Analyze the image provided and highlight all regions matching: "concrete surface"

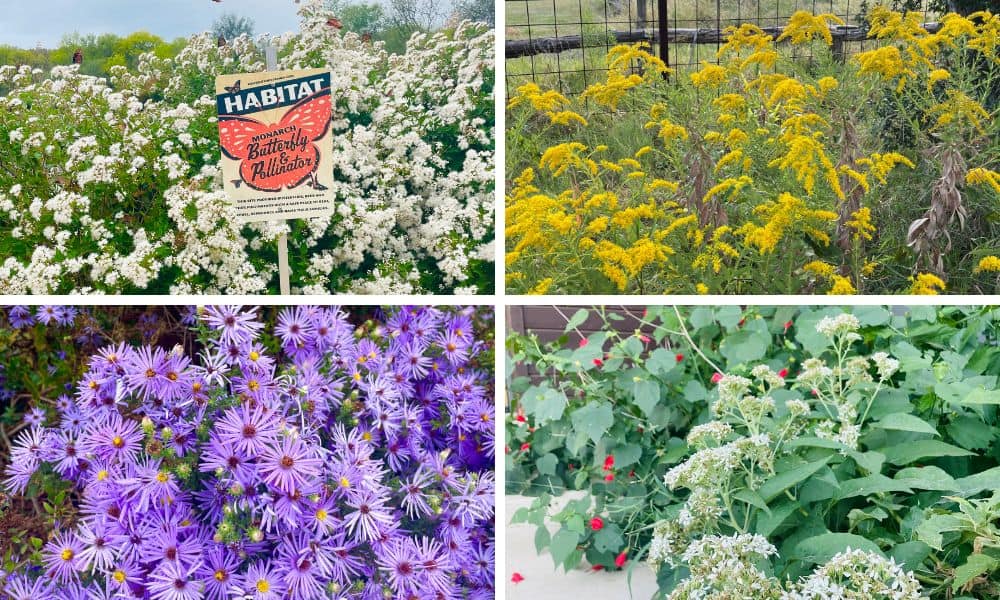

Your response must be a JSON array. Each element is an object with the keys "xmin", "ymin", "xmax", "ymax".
[{"xmin": 506, "ymin": 494, "xmax": 660, "ymax": 599}]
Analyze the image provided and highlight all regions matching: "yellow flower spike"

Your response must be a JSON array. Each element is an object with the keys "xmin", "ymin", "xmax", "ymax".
[
  {"xmin": 845, "ymin": 207, "xmax": 876, "ymax": 242},
  {"xmin": 777, "ymin": 11, "xmax": 845, "ymax": 46},
  {"xmin": 839, "ymin": 165, "xmax": 871, "ymax": 194},
  {"xmin": 690, "ymin": 61, "xmax": 728, "ymax": 88},
  {"xmin": 703, "ymin": 176, "xmax": 753, "ymax": 203},
  {"xmin": 715, "ymin": 149, "xmax": 744, "ymax": 173},
  {"xmin": 862, "ymin": 261, "xmax": 878, "ymax": 276},
  {"xmin": 646, "ymin": 179, "xmax": 680, "ymax": 194},
  {"xmin": 718, "ymin": 23, "xmax": 774, "ymax": 58},
  {"xmin": 909, "ymin": 273, "xmax": 946, "ymax": 295},
  {"xmin": 635, "ymin": 146, "xmax": 653, "ymax": 158},
  {"xmin": 827, "ymin": 275, "xmax": 857, "ymax": 294},
  {"xmin": 928, "ymin": 90, "xmax": 991, "ymax": 133},
  {"xmin": 726, "ymin": 128, "xmax": 749, "ymax": 148},
  {"xmin": 696, "ymin": 283, "xmax": 709, "ymax": 294},
  {"xmin": 507, "ymin": 82, "xmax": 570, "ymax": 112},
  {"xmin": 548, "ymin": 110, "xmax": 588, "ymax": 127},
  {"xmin": 927, "ymin": 68, "xmax": 951, "ymax": 91},
  {"xmin": 975, "ymin": 255, "xmax": 1000, "ymax": 273},
  {"xmin": 713, "ymin": 94, "xmax": 747, "ymax": 114},
  {"xmin": 600, "ymin": 160, "xmax": 623, "ymax": 172},
  {"xmin": 817, "ymin": 76, "xmax": 839, "ymax": 94},
  {"xmin": 861, "ymin": 152, "xmax": 916, "ymax": 184},
  {"xmin": 586, "ymin": 217, "xmax": 609, "ymax": 235},
  {"xmin": 539, "ymin": 142, "xmax": 587, "ymax": 176},
  {"xmin": 967, "ymin": 168, "xmax": 1000, "ymax": 194},
  {"xmin": 804, "ymin": 260, "xmax": 836, "ymax": 278},
  {"xmin": 854, "ymin": 46, "xmax": 915, "ymax": 89},
  {"xmin": 528, "ymin": 278, "xmax": 554, "ymax": 295}
]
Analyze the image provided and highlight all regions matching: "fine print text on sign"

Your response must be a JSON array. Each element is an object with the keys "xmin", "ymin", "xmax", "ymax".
[{"xmin": 216, "ymin": 69, "xmax": 335, "ymax": 223}]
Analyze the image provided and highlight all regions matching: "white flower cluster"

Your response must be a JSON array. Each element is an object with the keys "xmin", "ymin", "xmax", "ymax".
[
  {"xmin": 872, "ymin": 351, "xmax": 901, "ymax": 380},
  {"xmin": 667, "ymin": 533, "xmax": 784, "ymax": 600},
  {"xmin": 783, "ymin": 549, "xmax": 926, "ymax": 599},
  {"xmin": 663, "ymin": 434, "xmax": 771, "ymax": 492},
  {"xmin": 816, "ymin": 313, "xmax": 862, "ymax": 339},
  {"xmin": 0, "ymin": 0, "xmax": 494, "ymax": 294}
]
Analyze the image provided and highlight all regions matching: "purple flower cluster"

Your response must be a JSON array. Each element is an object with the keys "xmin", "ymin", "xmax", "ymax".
[{"xmin": 1, "ymin": 306, "xmax": 495, "ymax": 600}]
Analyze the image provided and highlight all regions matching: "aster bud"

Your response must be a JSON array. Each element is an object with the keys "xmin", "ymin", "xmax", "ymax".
[
  {"xmin": 218, "ymin": 522, "xmax": 233, "ymax": 535},
  {"xmin": 223, "ymin": 504, "xmax": 235, "ymax": 515},
  {"xmin": 329, "ymin": 582, "xmax": 342, "ymax": 593},
  {"xmin": 229, "ymin": 482, "xmax": 244, "ymax": 496},
  {"xmin": 175, "ymin": 463, "xmax": 191, "ymax": 479},
  {"xmin": 141, "ymin": 417, "xmax": 154, "ymax": 432},
  {"xmin": 212, "ymin": 533, "xmax": 223, "ymax": 543},
  {"xmin": 249, "ymin": 528, "xmax": 264, "ymax": 542},
  {"xmin": 215, "ymin": 467, "xmax": 225, "ymax": 477},
  {"xmin": 382, "ymin": 588, "xmax": 393, "ymax": 599},
  {"xmin": 160, "ymin": 427, "xmax": 173, "ymax": 441}
]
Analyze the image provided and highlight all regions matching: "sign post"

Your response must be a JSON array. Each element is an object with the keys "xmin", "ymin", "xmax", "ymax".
[{"xmin": 215, "ymin": 47, "xmax": 334, "ymax": 295}]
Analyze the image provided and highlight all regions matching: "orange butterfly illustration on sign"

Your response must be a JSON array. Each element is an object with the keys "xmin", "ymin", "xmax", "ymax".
[{"xmin": 218, "ymin": 90, "xmax": 331, "ymax": 192}]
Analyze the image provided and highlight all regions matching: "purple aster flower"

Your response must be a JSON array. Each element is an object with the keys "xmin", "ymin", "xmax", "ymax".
[
  {"xmin": 22, "ymin": 406, "xmax": 45, "ymax": 426},
  {"xmin": 197, "ymin": 544, "xmax": 244, "ymax": 600},
  {"xmin": 7, "ymin": 305, "xmax": 34, "ymax": 328},
  {"xmin": 239, "ymin": 561, "xmax": 287, "ymax": 600},
  {"xmin": 148, "ymin": 560, "xmax": 204, "ymax": 600},
  {"xmin": 35, "ymin": 305, "xmax": 65, "ymax": 326},
  {"xmin": 79, "ymin": 412, "xmax": 143, "ymax": 465},
  {"xmin": 215, "ymin": 403, "xmax": 280, "ymax": 455},
  {"xmin": 344, "ymin": 489, "xmax": 395, "ymax": 543},
  {"xmin": 376, "ymin": 537, "xmax": 423, "ymax": 597},
  {"xmin": 201, "ymin": 305, "xmax": 263, "ymax": 347},
  {"xmin": 75, "ymin": 519, "xmax": 116, "ymax": 572},
  {"xmin": 275, "ymin": 306, "xmax": 317, "ymax": 348},
  {"xmin": 43, "ymin": 531, "xmax": 83, "ymax": 584},
  {"xmin": 259, "ymin": 436, "xmax": 322, "ymax": 494}
]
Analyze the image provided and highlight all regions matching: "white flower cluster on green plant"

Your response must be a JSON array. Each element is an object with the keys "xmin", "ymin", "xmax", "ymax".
[{"xmin": 0, "ymin": 0, "xmax": 494, "ymax": 294}]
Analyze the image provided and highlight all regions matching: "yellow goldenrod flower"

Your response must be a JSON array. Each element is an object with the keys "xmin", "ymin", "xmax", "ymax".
[
  {"xmin": 777, "ymin": 11, "xmax": 845, "ymax": 46},
  {"xmin": 738, "ymin": 193, "xmax": 837, "ymax": 254},
  {"xmin": 817, "ymin": 76, "xmax": 839, "ymax": 94},
  {"xmin": 856, "ymin": 152, "xmax": 916, "ymax": 184},
  {"xmin": 539, "ymin": 142, "xmax": 587, "ymax": 177},
  {"xmin": 645, "ymin": 115, "xmax": 689, "ymax": 144},
  {"xmin": 862, "ymin": 261, "xmax": 878, "ymax": 276},
  {"xmin": 718, "ymin": 23, "xmax": 773, "ymax": 58},
  {"xmin": 646, "ymin": 179, "xmax": 680, "ymax": 194},
  {"xmin": 507, "ymin": 82, "xmax": 570, "ymax": 112},
  {"xmin": 715, "ymin": 149, "xmax": 744, "ymax": 173},
  {"xmin": 928, "ymin": 89, "xmax": 991, "ymax": 133},
  {"xmin": 828, "ymin": 274, "xmax": 857, "ymax": 294},
  {"xmin": 804, "ymin": 260, "xmax": 837, "ymax": 278},
  {"xmin": 582, "ymin": 71, "xmax": 644, "ymax": 110},
  {"xmin": 635, "ymin": 146, "xmax": 653, "ymax": 158},
  {"xmin": 586, "ymin": 217, "xmax": 609, "ymax": 235},
  {"xmin": 690, "ymin": 61, "xmax": 728, "ymax": 88},
  {"xmin": 967, "ymin": 167, "xmax": 1000, "ymax": 193},
  {"xmin": 548, "ymin": 110, "xmax": 588, "ymax": 127},
  {"xmin": 703, "ymin": 175, "xmax": 753, "ymax": 203},
  {"xmin": 696, "ymin": 283, "xmax": 709, "ymax": 294},
  {"xmin": 713, "ymin": 93, "xmax": 747, "ymax": 114},
  {"xmin": 855, "ymin": 46, "xmax": 915, "ymax": 91},
  {"xmin": 927, "ymin": 68, "xmax": 951, "ymax": 91},
  {"xmin": 975, "ymin": 255, "xmax": 1000, "ymax": 273},
  {"xmin": 909, "ymin": 272, "xmax": 946, "ymax": 295},
  {"xmin": 845, "ymin": 207, "xmax": 876, "ymax": 242},
  {"xmin": 528, "ymin": 278, "xmax": 554, "ymax": 295}
]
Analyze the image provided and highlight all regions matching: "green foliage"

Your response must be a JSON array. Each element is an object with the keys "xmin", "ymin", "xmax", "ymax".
[
  {"xmin": 507, "ymin": 306, "xmax": 1000, "ymax": 597},
  {"xmin": 212, "ymin": 13, "xmax": 256, "ymax": 42}
]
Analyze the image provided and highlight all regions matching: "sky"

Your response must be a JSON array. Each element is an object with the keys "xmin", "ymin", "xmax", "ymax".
[{"xmin": 0, "ymin": 0, "xmax": 304, "ymax": 48}]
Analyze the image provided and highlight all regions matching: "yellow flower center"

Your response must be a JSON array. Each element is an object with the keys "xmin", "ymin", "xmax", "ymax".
[
  {"xmin": 97, "ymin": 469, "xmax": 109, "ymax": 481},
  {"xmin": 249, "ymin": 351, "xmax": 260, "ymax": 361},
  {"xmin": 88, "ymin": 380, "xmax": 98, "ymax": 389},
  {"xmin": 256, "ymin": 580, "xmax": 270, "ymax": 593},
  {"xmin": 113, "ymin": 569, "xmax": 126, "ymax": 583},
  {"xmin": 339, "ymin": 476, "xmax": 350, "ymax": 488},
  {"xmin": 214, "ymin": 570, "xmax": 227, "ymax": 582},
  {"xmin": 362, "ymin": 431, "xmax": 372, "ymax": 441},
  {"xmin": 112, "ymin": 436, "xmax": 124, "ymax": 448},
  {"xmin": 248, "ymin": 380, "xmax": 259, "ymax": 391},
  {"xmin": 167, "ymin": 372, "xmax": 178, "ymax": 381},
  {"xmin": 316, "ymin": 509, "xmax": 328, "ymax": 521},
  {"xmin": 156, "ymin": 472, "xmax": 169, "ymax": 483},
  {"xmin": 192, "ymin": 382, "xmax": 202, "ymax": 392},
  {"xmin": 61, "ymin": 549, "xmax": 74, "ymax": 561}
]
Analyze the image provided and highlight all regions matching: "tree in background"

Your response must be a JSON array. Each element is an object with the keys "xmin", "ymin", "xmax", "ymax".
[
  {"xmin": 340, "ymin": 2, "xmax": 387, "ymax": 36},
  {"xmin": 212, "ymin": 12, "xmax": 255, "ymax": 42},
  {"xmin": 454, "ymin": 0, "xmax": 494, "ymax": 26}
]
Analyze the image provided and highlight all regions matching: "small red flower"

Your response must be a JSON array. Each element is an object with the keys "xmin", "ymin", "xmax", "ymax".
[
  {"xmin": 579, "ymin": 338, "xmax": 588, "ymax": 348},
  {"xmin": 642, "ymin": 308, "xmax": 648, "ymax": 317},
  {"xmin": 505, "ymin": 445, "xmax": 510, "ymax": 454},
  {"xmin": 515, "ymin": 414, "xmax": 526, "ymax": 423},
  {"xmin": 603, "ymin": 455, "xmax": 614, "ymax": 471},
  {"xmin": 675, "ymin": 353, "xmax": 684, "ymax": 362},
  {"xmin": 511, "ymin": 572, "xmax": 524, "ymax": 584},
  {"xmin": 590, "ymin": 517, "xmax": 604, "ymax": 531},
  {"xmin": 711, "ymin": 372, "xmax": 723, "ymax": 384},
  {"xmin": 638, "ymin": 334, "xmax": 650, "ymax": 343},
  {"xmin": 811, "ymin": 388, "xmax": 819, "ymax": 397},
  {"xmin": 568, "ymin": 463, "xmax": 574, "ymax": 471},
  {"xmin": 520, "ymin": 442, "xmax": 530, "ymax": 451},
  {"xmin": 738, "ymin": 318, "xmax": 746, "ymax": 327},
  {"xmin": 591, "ymin": 564, "xmax": 605, "ymax": 571},
  {"xmin": 604, "ymin": 473, "xmax": 614, "ymax": 482},
  {"xmin": 784, "ymin": 320, "xmax": 793, "ymax": 332},
  {"xmin": 615, "ymin": 551, "xmax": 628, "ymax": 568},
  {"xmin": 593, "ymin": 358, "xmax": 603, "ymax": 367},
  {"xmin": 778, "ymin": 368, "xmax": 789, "ymax": 378},
  {"xmin": 628, "ymin": 469, "xmax": 635, "ymax": 477}
]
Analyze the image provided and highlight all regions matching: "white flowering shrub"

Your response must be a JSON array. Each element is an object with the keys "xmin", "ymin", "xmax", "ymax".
[
  {"xmin": 507, "ymin": 306, "xmax": 1000, "ymax": 598},
  {"xmin": 0, "ymin": 0, "xmax": 494, "ymax": 294}
]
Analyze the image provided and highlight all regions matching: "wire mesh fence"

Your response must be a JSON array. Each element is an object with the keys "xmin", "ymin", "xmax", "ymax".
[{"xmin": 504, "ymin": 0, "xmax": 938, "ymax": 97}]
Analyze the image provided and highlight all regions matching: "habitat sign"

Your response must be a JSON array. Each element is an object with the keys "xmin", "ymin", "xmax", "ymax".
[{"xmin": 216, "ymin": 69, "xmax": 335, "ymax": 222}]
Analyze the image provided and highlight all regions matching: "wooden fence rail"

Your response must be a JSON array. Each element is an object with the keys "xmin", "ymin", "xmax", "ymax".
[{"xmin": 505, "ymin": 22, "xmax": 942, "ymax": 59}]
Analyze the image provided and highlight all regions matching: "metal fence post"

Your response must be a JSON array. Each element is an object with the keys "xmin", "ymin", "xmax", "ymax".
[{"xmin": 657, "ymin": 0, "xmax": 669, "ymax": 78}]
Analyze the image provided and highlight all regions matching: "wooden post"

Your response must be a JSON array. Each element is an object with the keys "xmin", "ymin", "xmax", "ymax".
[{"xmin": 264, "ymin": 45, "xmax": 291, "ymax": 295}]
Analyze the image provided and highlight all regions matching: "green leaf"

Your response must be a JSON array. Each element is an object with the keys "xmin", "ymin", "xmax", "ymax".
[
  {"xmin": 947, "ymin": 415, "xmax": 996, "ymax": 450},
  {"xmin": 734, "ymin": 488, "xmax": 770, "ymax": 515},
  {"xmin": 953, "ymin": 553, "xmax": 998, "ymax": 592},
  {"xmin": 535, "ymin": 525, "xmax": 551, "ymax": 554},
  {"xmin": 758, "ymin": 457, "xmax": 830, "ymax": 502},
  {"xmin": 894, "ymin": 466, "xmax": 956, "ymax": 491},
  {"xmin": 550, "ymin": 528, "xmax": 580, "ymax": 569},
  {"xmin": 756, "ymin": 500, "xmax": 799, "ymax": 538},
  {"xmin": 571, "ymin": 402, "xmax": 614, "ymax": 445},
  {"xmin": 880, "ymin": 440, "xmax": 974, "ymax": 465},
  {"xmin": 565, "ymin": 309, "xmax": 589, "ymax": 332},
  {"xmin": 955, "ymin": 467, "xmax": 1000, "ymax": 496},
  {"xmin": 593, "ymin": 523, "xmax": 624, "ymax": 553},
  {"xmin": 915, "ymin": 514, "xmax": 964, "ymax": 550},
  {"xmin": 719, "ymin": 329, "xmax": 770, "ymax": 365},
  {"xmin": 890, "ymin": 541, "xmax": 931, "ymax": 572},
  {"xmin": 874, "ymin": 413, "xmax": 939, "ymax": 436},
  {"xmin": 854, "ymin": 306, "xmax": 891, "ymax": 326},
  {"xmin": 537, "ymin": 453, "xmax": 558, "ymax": 476},
  {"xmin": 645, "ymin": 348, "xmax": 676, "ymax": 377},
  {"xmin": 612, "ymin": 444, "xmax": 642, "ymax": 469},
  {"xmin": 632, "ymin": 379, "xmax": 660, "ymax": 418},
  {"xmin": 960, "ymin": 387, "xmax": 1000, "ymax": 405},
  {"xmin": 836, "ymin": 474, "xmax": 913, "ymax": 500},
  {"xmin": 792, "ymin": 532, "xmax": 884, "ymax": 565},
  {"xmin": 847, "ymin": 450, "xmax": 885, "ymax": 475}
]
